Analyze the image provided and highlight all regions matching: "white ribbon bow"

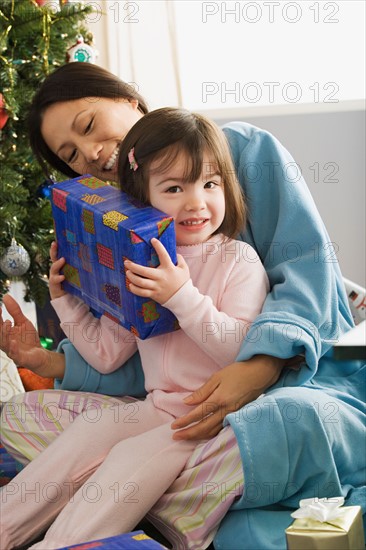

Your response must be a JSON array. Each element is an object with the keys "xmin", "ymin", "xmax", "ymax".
[{"xmin": 291, "ymin": 497, "xmax": 345, "ymax": 523}]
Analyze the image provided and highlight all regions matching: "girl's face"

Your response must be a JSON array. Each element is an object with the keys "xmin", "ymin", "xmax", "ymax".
[
  {"xmin": 148, "ymin": 153, "xmax": 226, "ymax": 246},
  {"xmin": 41, "ymin": 97, "xmax": 143, "ymax": 181}
]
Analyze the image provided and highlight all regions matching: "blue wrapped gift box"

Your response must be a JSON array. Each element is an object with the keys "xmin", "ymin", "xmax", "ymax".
[
  {"xmin": 51, "ymin": 175, "xmax": 178, "ymax": 340},
  {"xmin": 56, "ymin": 530, "xmax": 168, "ymax": 549}
]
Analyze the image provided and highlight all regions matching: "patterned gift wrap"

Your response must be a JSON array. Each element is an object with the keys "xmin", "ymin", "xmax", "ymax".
[
  {"xmin": 51, "ymin": 176, "xmax": 177, "ymax": 340},
  {"xmin": 55, "ymin": 530, "xmax": 168, "ymax": 549}
]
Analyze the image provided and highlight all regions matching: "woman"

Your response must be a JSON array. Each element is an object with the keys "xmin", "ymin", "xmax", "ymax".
[{"xmin": 1, "ymin": 63, "xmax": 364, "ymax": 549}]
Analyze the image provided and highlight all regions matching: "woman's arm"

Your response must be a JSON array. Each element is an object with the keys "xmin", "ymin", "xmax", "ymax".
[
  {"xmin": 224, "ymin": 121, "xmax": 353, "ymax": 381},
  {"xmin": 0, "ymin": 294, "xmax": 146, "ymax": 396},
  {"xmin": 0, "ymin": 294, "xmax": 66, "ymax": 378},
  {"xmin": 54, "ymin": 339, "xmax": 146, "ymax": 397},
  {"xmin": 172, "ymin": 355, "xmax": 284, "ymax": 439}
]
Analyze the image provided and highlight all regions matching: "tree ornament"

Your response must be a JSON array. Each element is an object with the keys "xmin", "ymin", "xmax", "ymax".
[
  {"xmin": 33, "ymin": 0, "xmax": 60, "ymax": 8},
  {"xmin": 67, "ymin": 36, "xmax": 97, "ymax": 64},
  {"xmin": 36, "ymin": 179, "xmax": 54, "ymax": 200},
  {"xmin": 0, "ymin": 239, "xmax": 31, "ymax": 277},
  {"xmin": 0, "ymin": 93, "xmax": 9, "ymax": 130},
  {"xmin": 60, "ymin": 0, "xmax": 83, "ymax": 5}
]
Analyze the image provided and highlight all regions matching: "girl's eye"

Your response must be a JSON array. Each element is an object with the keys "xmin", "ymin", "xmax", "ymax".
[
  {"xmin": 166, "ymin": 186, "xmax": 182, "ymax": 193},
  {"xmin": 204, "ymin": 180, "xmax": 219, "ymax": 189}
]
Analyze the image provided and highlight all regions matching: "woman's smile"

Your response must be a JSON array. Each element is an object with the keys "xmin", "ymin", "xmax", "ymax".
[{"xmin": 104, "ymin": 145, "xmax": 120, "ymax": 171}]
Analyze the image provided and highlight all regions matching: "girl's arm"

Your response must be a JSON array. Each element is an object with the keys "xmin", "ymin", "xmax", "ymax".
[
  {"xmin": 51, "ymin": 293, "xmax": 138, "ymax": 373},
  {"xmin": 49, "ymin": 243, "xmax": 138, "ymax": 373}
]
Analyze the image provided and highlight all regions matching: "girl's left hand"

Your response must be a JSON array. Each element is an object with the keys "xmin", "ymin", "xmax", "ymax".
[
  {"xmin": 49, "ymin": 241, "xmax": 66, "ymax": 300},
  {"xmin": 124, "ymin": 238, "xmax": 190, "ymax": 304}
]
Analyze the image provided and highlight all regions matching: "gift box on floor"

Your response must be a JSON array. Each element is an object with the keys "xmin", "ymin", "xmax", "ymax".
[
  {"xmin": 51, "ymin": 175, "xmax": 178, "ymax": 340},
  {"xmin": 56, "ymin": 530, "xmax": 168, "ymax": 549},
  {"xmin": 285, "ymin": 498, "xmax": 365, "ymax": 550}
]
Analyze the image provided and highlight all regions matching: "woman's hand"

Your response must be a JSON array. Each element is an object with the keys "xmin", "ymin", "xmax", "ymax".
[
  {"xmin": 124, "ymin": 238, "xmax": 190, "ymax": 304},
  {"xmin": 49, "ymin": 241, "xmax": 66, "ymax": 300},
  {"xmin": 0, "ymin": 294, "xmax": 65, "ymax": 378},
  {"xmin": 171, "ymin": 355, "xmax": 285, "ymax": 440}
]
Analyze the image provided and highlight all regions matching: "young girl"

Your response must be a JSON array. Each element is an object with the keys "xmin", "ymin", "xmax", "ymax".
[{"xmin": 0, "ymin": 108, "xmax": 269, "ymax": 550}]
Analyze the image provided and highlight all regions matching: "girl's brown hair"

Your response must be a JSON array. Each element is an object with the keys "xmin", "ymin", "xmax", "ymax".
[
  {"xmin": 28, "ymin": 63, "xmax": 149, "ymax": 178},
  {"xmin": 118, "ymin": 108, "xmax": 246, "ymax": 239}
]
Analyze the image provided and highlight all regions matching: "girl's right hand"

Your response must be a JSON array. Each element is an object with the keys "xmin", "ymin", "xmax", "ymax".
[{"xmin": 49, "ymin": 241, "xmax": 66, "ymax": 300}]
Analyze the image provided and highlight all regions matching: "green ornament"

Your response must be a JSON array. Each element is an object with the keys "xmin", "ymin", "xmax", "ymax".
[{"xmin": 40, "ymin": 337, "xmax": 54, "ymax": 350}]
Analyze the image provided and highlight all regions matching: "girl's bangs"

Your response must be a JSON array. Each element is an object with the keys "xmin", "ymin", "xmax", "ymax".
[{"xmin": 148, "ymin": 141, "xmax": 206, "ymax": 183}]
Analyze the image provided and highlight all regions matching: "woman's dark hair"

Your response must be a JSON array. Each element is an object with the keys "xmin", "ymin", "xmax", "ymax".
[
  {"xmin": 28, "ymin": 63, "xmax": 149, "ymax": 178},
  {"xmin": 118, "ymin": 108, "xmax": 246, "ymax": 239}
]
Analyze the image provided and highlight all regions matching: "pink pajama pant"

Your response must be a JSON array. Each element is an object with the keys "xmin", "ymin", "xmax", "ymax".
[
  {"xmin": 0, "ymin": 390, "xmax": 243, "ymax": 550},
  {"xmin": 0, "ymin": 393, "xmax": 196, "ymax": 550}
]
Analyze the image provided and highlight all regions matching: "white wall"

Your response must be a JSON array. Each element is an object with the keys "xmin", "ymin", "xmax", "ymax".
[{"xmin": 212, "ymin": 103, "xmax": 365, "ymax": 285}]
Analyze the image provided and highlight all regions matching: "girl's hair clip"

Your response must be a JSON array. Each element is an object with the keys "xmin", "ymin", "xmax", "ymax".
[{"xmin": 128, "ymin": 147, "xmax": 138, "ymax": 171}]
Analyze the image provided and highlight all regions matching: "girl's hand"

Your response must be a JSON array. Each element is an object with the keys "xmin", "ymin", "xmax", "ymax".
[
  {"xmin": 0, "ymin": 294, "xmax": 65, "ymax": 377},
  {"xmin": 124, "ymin": 238, "xmax": 190, "ymax": 305},
  {"xmin": 171, "ymin": 355, "xmax": 285, "ymax": 440},
  {"xmin": 49, "ymin": 241, "xmax": 66, "ymax": 300}
]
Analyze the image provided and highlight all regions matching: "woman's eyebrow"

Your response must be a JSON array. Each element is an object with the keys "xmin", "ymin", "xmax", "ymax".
[
  {"xmin": 56, "ymin": 110, "xmax": 88, "ymax": 155},
  {"xmin": 71, "ymin": 109, "xmax": 88, "ymax": 130}
]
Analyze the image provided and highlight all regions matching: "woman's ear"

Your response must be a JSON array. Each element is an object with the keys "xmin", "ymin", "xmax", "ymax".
[{"xmin": 129, "ymin": 98, "xmax": 139, "ymax": 110}]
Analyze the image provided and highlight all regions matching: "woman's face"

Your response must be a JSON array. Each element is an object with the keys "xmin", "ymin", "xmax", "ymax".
[{"xmin": 41, "ymin": 97, "xmax": 143, "ymax": 181}]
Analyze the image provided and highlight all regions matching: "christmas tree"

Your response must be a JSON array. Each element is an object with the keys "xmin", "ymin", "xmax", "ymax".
[{"xmin": 0, "ymin": 0, "xmax": 94, "ymax": 305}]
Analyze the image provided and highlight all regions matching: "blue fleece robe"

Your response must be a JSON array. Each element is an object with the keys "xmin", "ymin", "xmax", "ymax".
[{"xmin": 54, "ymin": 122, "xmax": 365, "ymax": 549}]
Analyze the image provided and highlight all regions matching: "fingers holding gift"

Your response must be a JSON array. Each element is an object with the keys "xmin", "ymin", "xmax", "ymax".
[
  {"xmin": 124, "ymin": 248, "xmax": 190, "ymax": 304},
  {"xmin": 124, "ymin": 267, "xmax": 158, "ymax": 297},
  {"xmin": 150, "ymin": 237, "xmax": 174, "ymax": 267},
  {"xmin": 49, "ymin": 242, "xmax": 66, "ymax": 300}
]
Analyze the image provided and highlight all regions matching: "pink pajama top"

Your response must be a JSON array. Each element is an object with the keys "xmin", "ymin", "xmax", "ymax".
[{"xmin": 52, "ymin": 234, "xmax": 269, "ymax": 418}]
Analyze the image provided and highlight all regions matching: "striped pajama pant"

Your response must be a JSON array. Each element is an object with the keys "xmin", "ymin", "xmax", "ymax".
[{"xmin": 0, "ymin": 390, "xmax": 243, "ymax": 550}]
